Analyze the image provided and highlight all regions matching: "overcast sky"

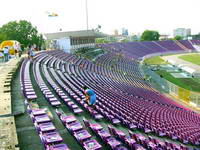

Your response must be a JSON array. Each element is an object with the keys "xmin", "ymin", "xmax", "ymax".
[{"xmin": 0, "ymin": 0, "xmax": 200, "ymax": 35}]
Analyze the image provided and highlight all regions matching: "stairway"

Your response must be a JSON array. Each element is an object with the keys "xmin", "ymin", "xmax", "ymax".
[{"xmin": 174, "ymin": 40, "xmax": 188, "ymax": 50}]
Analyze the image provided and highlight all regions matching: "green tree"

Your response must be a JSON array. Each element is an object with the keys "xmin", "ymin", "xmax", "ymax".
[
  {"xmin": 173, "ymin": 35, "xmax": 183, "ymax": 40},
  {"xmin": 0, "ymin": 20, "xmax": 44, "ymax": 50},
  {"xmin": 95, "ymin": 38, "xmax": 109, "ymax": 43},
  {"xmin": 141, "ymin": 30, "xmax": 160, "ymax": 41},
  {"xmin": 0, "ymin": 33, "xmax": 8, "ymax": 43}
]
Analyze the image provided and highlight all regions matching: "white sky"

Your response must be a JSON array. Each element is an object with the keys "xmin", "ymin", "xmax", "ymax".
[{"xmin": 0, "ymin": 0, "xmax": 200, "ymax": 35}]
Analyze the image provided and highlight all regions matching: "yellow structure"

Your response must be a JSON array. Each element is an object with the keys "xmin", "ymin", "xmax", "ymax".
[
  {"xmin": 0, "ymin": 40, "xmax": 21, "ymax": 55},
  {"xmin": 178, "ymin": 87, "xmax": 190, "ymax": 103}
]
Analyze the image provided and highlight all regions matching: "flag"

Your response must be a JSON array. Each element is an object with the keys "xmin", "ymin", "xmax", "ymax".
[{"xmin": 46, "ymin": 11, "xmax": 58, "ymax": 17}]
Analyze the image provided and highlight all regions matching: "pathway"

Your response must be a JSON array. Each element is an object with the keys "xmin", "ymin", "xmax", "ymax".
[{"xmin": 162, "ymin": 53, "xmax": 200, "ymax": 73}]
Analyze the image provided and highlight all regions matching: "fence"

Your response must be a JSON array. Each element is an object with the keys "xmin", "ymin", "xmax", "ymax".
[
  {"xmin": 167, "ymin": 81, "xmax": 200, "ymax": 107},
  {"xmin": 142, "ymin": 64, "xmax": 200, "ymax": 107}
]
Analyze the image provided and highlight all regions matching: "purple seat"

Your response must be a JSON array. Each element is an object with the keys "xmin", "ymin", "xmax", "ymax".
[
  {"xmin": 114, "ymin": 146, "xmax": 128, "ymax": 150},
  {"xmin": 73, "ymin": 108, "xmax": 83, "ymax": 114},
  {"xmin": 61, "ymin": 95, "xmax": 68, "ymax": 99},
  {"xmin": 97, "ymin": 129, "xmax": 111, "ymax": 141},
  {"xmin": 146, "ymin": 140, "xmax": 157, "ymax": 149},
  {"xmin": 24, "ymin": 88, "xmax": 34, "ymax": 92},
  {"xmin": 51, "ymin": 101, "xmax": 61, "ymax": 106},
  {"xmin": 32, "ymin": 109, "xmax": 46, "ymax": 116},
  {"xmin": 83, "ymin": 139, "xmax": 102, "ymax": 150},
  {"xmin": 106, "ymin": 137, "xmax": 121, "ymax": 149},
  {"xmin": 67, "ymin": 101, "xmax": 74, "ymax": 106},
  {"xmin": 37, "ymin": 122, "xmax": 56, "ymax": 133},
  {"xmin": 113, "ymin": 129, "xmax": 126, "ymax": 139},
  {"xmin": 48, "ymin": 97, "xmax": 58, "ymax": 102},
  {"xmin": 44, "ymin": 92, "xmax": 52, "ymax": 95},
  {"xmin": 74, "ymin": 130, "xmax": 92, "ymax": 143},
  {"xmin": 89, "ymin": 123, "xmax": 103, "ymax": 131},
  {"xmin": 111, "ymin": 118, "xmax": 121, "ymax": 124},
  {"xmin": 133, "ymin": 144, "xmax": 146, "ymax": 150},
  {"xmin": 45, "ymin": 94, "xmax": 54, "ymax": 98},
  {"xmin": 34, "ymin": 115, "xmax": 51, "ymax": 124},
  {"xmin": 124, "ymin": 136, "xmax": 136, "ymax": 149},
  {"xmin": 64, "ymin": 98, "xmax": 71, "ymax": 103},
  {"xmin": 47, "ymin": 144, "xmax": 70, "ymax": 150},
  {"xmin": 25, "ymin": 91, "xmax": 36, "ymax": 95},
  {"xmin": 94, "ymin": 114, "xmax": 103, "ymax": 120},
  {"xmin": 71, "ymin": 104, "xmax": 78, "ymax": 109},
  {"xmin": 26, "ymin": 94, "xmax": 37, "ymax": 99},
  {"xmin": 66, "ymin": 121, "xmax": 83, "ymax": 132},
  {"xmin": 41, "ymin": 131, "xmax": 63, "ymax": 145},
  {"xmin": 60, "ymin": 115, "xmax": 76, "ymax": 124}
]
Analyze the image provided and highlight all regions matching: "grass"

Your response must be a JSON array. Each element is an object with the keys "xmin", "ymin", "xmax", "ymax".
[
  {"xmin": 75, "ymin": 47, "xmax": 104, "ymax": 61},
  {"xmin": 156, "ymin": 70, "xmax": 200, "ymax": 92},
  {"xmin": 83, "ymin": 49, "xmax": 104, "ymax": 60},
  {"xmin": 179, "ymin": 53, "xmax": 200, "ymax": 66},
  {"xmin": 144, "ymin": 56, "xmax": 167, "ymax": 65}
]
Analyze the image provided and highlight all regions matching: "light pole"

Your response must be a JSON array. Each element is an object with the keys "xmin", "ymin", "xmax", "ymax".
[{"xmin": 85, "ymin": 0, "xmax": 89, "ymax": 30}]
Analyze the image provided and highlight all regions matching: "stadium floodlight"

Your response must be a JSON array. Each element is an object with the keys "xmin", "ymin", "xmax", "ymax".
[{"xmin": 86, "ymin": 0, "xmax": 89, "ymax": 30}]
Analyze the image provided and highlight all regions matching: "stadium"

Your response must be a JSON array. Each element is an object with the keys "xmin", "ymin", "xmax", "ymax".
[
  {"xmin": 2, "ymin": 38, "xmax": 200, "ymax": 150},
  {"xmin": 1, "ymin": 0, "xmax": 200, "ymax": 149}
]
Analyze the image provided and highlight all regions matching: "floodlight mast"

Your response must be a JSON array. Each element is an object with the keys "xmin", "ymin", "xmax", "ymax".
[{"xmin": 86, "ymin": 0, "xmax": 89, "ymax": 30}]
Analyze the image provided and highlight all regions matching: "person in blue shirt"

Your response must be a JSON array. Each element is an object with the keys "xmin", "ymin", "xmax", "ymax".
[{"xmin": 83, "ymin": 86, "xmax": 96, "ymax": 106}]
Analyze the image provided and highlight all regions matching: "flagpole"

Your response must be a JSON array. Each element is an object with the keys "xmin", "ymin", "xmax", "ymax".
[{"xmin": 86, "ymin": 0, "xmax": 89, "ymax": 30}]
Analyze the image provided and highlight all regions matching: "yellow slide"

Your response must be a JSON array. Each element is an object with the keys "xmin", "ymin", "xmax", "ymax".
[{"xmin": 0, "ymin": 40, "xmax": 21, "ymax": 55}]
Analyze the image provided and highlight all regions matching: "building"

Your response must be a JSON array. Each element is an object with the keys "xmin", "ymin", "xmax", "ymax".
[
  {"xmin": 44, "ymin": 30, "xmax": 107, "ymax": 53},
  {"xmin": 122, "ymin": 28, "xmax": 128, "ymax": 36},
  {"xmin": 114, "ymin": 29, "xmax": 119, "ymax": 36},
  {"xmin": 173, "ymin": 28, "xmax": 191, "ymax": 38},
  {"xmin": 159, "ymin": 34, "xmax": 170, "ymax": 40},
  {"xmin": 191, "ymin": 33, "xmax": 200, "ymax": 40}
]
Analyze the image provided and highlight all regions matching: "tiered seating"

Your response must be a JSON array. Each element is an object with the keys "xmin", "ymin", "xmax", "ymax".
[
  {"xmin": 99, "ymin": 40, "xmax": 198, "ymax": 59},
  {"xmin": 95, "ymin": 52, "xmax": 143, "ymax": 79},
  {"xmin": 20, "ymin": 49, "xmax": 200, "ymax": 150},
  {"xmin": 56, "ymin": 110, "xmax": 102, "ymax": 150},
  {"xmin": 83, "ymin": 118, "xmax": 129, "ymax": 150},
  {"xmin": 41, "ymin": 57, "xmax": 84, "ymax": 114},
  {"xmin": 25, "ymin": 100, "xmax": 69, "ymax": 150},
  {"xmin": 178, "ymin": 40, "xmax": 195, "ymax": 50},
  {"xmin": 83, "ymin": 118, "xmax": 190, "ymax": 150},
  {"xmin": 35, "ymin": 53, "xmax": 106, "ymax": 120},
  {"xmin": 20, "ymin": 59, "xmax": 37, "ymax": 99},
  {"xmin": 32, "ymin": 56, "xmax": 61, "ymax": 107},
  {"xmin": 45, "ymin": 51, "xmax": 186, "ymax": 109},
  {"xmin": 155, "ymin": 40, "xmax": 183, "ymax": 51},
  {"xmin": 140, "ymin": 41, "xmax": 167, "ymax": 52},
  {"xmin": 190, "ymin": 40, "xmax": 200, "ymax": 45}
]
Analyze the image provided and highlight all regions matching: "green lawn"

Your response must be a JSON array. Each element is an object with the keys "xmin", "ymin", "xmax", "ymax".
[
  {"xmin": 75, "ymin": 48, "xmax": 104, "ymax": 61},
  {"xmin": 83, "ymin": 49, "xmax": 104, "ymax": 60},
  {"xmin": 179, "ymin": 54, "xmax": 200, "ymax": 66},
  {"xmin": 144, "ymin": 56, "xmax": 167, "ymax": 65},
  {"xmin": 156, "ymin": 70, "xmax": 200, "ymax": 92}
]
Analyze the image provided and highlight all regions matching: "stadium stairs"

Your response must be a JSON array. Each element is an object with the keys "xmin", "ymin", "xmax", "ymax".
[
  {"xmin": 0, "ymin": 57, "xmax": 23, "ymax": 150},
  {"xmin": 174, "ymin": 40, "xmax": 189, "ymax": 51}
]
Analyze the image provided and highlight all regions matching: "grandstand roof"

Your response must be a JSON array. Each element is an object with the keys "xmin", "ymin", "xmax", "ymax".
[{"xmin": 44, "ymin": 30, "xmax": 108, "ymax": 40}]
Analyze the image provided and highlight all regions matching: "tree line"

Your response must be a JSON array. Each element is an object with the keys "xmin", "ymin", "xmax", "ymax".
[
  {"xmin": 0, "ymin": 20, "xmax": 44, "ymax": 50},
  {"xmin": 141, "ymin": 30, "xmax": 183, "ymax": 41}
]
